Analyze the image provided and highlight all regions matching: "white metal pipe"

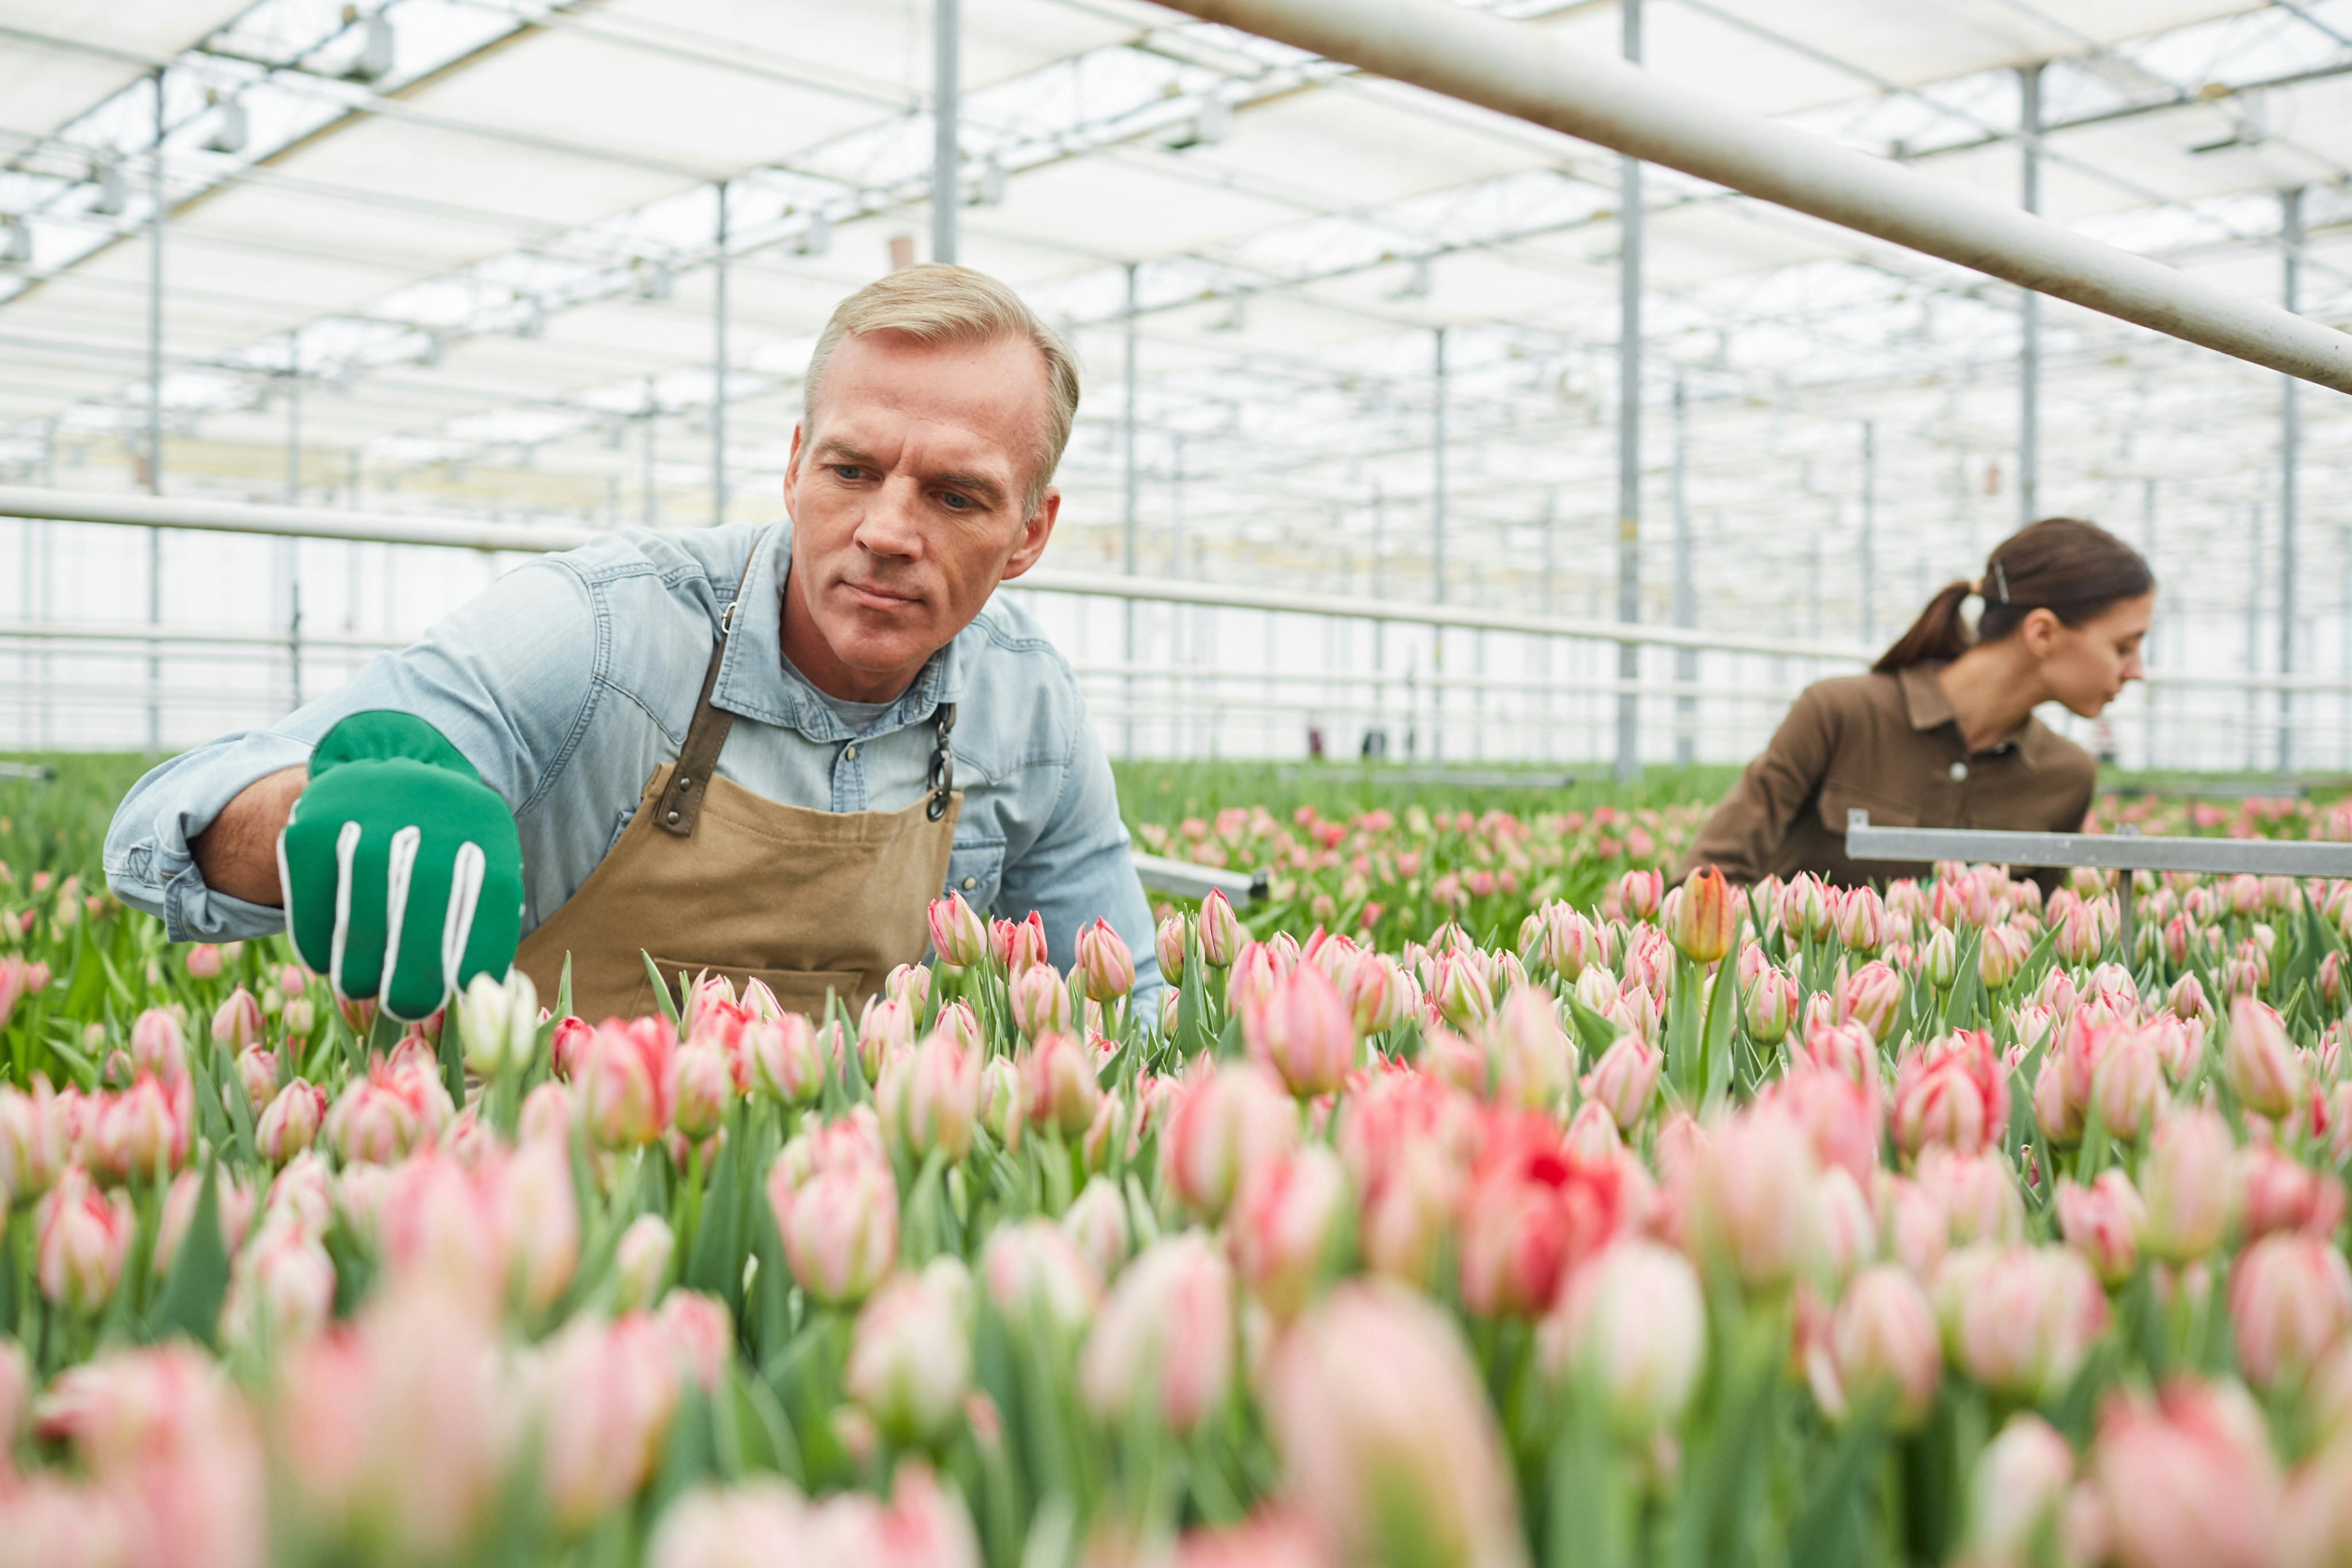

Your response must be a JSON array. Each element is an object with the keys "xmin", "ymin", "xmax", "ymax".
[
  {"xmin": 2281, "ymin": 185, "xmax": 2304, "ymax": 776},
  {"xmin": 1614, "ymin": 0, "xmax": 1642, "ymax": 786},
  {"xmin": 933, "ymin": 0, "xmax": 960, "ymax": 264},
  {"xmin": 1148, "ymin": 0, "xmax": 2352, "ymax": 394}
]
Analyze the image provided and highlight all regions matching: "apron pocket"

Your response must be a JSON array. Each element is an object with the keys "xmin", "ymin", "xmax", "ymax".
[{"xmin": 636, "ymin": 956, "xmax": 868, "ymax": 1023}]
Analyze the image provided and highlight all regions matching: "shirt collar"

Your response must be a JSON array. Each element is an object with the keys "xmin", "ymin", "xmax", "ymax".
[
  {"xmin": 709, "ymin": 521, "xmax": 970, "ymax": 740},
  {"xmin": 1897, "ymin": 661, "xmax": 2034, "ymax": 759}
]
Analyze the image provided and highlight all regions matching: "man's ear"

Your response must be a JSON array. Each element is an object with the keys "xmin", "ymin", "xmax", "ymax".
[
  {"xmin": 780, "ymin": 423, "xmax": 804, "ymax": 521},
  {"xmin": 999, "ymin": 487, "xmax": 1061, "ymax": 582}
]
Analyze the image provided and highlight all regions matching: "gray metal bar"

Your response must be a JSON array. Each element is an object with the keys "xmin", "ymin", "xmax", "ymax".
[
  {"xmin": 933, "ymin": 0, "xmax": 960, "ymax": 265},
  {"xmin": 1130, "ymin": 849, "xmax": 1267, "ymax": 905},
  {"xmin": 1845, "ymin": 808, "xmax": 2352, "ymax": 876},
  {"xmin": 1615, "ymin": 0, "xmax": 1643, "ymax": 787},
  {"xmin": 2018, "ymin": 63, "xmax": 2041, "ymax": 526},
  {"xmin": 2281, "ymin": 185, "xmax": 2303, "ymax": 776},
  {"xmin": 146, "ymin": 68, "xmax": 165, "ymax": 757}
]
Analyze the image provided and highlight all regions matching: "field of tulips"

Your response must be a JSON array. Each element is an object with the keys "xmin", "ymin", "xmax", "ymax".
[{"xmin": 10, "ymin": 757, "xmax": 2352, "ymax": 1566}]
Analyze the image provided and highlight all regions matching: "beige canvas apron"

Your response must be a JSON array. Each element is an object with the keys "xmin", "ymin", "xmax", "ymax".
[{"xmin": 514, "ymin": 571, "xmax": 961, "ymax": 1023}]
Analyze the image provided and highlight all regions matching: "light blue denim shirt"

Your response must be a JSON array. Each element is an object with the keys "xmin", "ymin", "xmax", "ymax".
[{"xmin": 105, "ymin": 521, "xmax": 1161, "ymax": 1000}]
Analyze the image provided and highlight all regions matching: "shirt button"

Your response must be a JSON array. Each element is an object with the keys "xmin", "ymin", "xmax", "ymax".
[
  {"xmin": 961, "ymin": 876, "xmax": 977, "ymax": 891},
  {"xmin": 1949, "ymin": 761, "xmax": 1969, "ymax": 782},
  {"xmin": 844, "ymin": 744, "xmax": 858, "ymax": 760}
]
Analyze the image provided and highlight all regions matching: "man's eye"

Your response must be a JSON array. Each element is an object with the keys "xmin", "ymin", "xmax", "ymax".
[
  {"xmin": 834, "ymin": 464, "xmax": 863, "ymax": 481},
  {"xmin": 939, "ymin": 491, "xmax": 971, "ymax": 510}
]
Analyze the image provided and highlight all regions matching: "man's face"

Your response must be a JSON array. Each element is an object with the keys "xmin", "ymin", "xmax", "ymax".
[{"xmin": 782, "ymin": 329, "xmax": 1059, "ymax": 698}]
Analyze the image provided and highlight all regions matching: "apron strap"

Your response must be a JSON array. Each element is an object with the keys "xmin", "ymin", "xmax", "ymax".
[{"xmin": 656, "ymin": 555, "xmax": 758, "ymax": 838}]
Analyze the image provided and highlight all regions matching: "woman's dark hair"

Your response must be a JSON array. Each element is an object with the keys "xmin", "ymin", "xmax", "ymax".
[{"xmin": 1873, "ymin": 517, "xmax": 2154, "ymax": 675}]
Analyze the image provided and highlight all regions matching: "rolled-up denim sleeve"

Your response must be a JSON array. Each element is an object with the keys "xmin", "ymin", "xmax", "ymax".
[
  {"xmin": 997, "ymin": 716, "xmax": 1162, "ymax": 1006},
  {"xmin": 104, "ymin": 557, "xmax": 597, "ymax": 940}
]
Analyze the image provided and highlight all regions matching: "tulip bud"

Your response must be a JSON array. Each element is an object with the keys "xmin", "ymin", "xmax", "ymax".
[
  {"xmin": 2091, "ymin": 1381, "xmax": 2283, "ymax": 1568},
  {"xmin": 185, "ymin": 943, "xmax": 224, "ymax": 979},
  {"xmin": 2239, "ymin": 1144, "xmax": 2346, "ymax": 1242},
  {"xmin": 210, "ymin": 986, "xmax": 264, "ymax": 1052},
  {"xmin": 91, "ymin": 1073, "xmax": 191, "ymax": 1184},
  {"xmin": 2138, "ymin": 1108, "xmax": 2239, "ymax": 1263},
  {"xmin": 1977, "ymin": 922, "xmax": 2032, "ymax": 992},
  {"xmin": 34, "ymin": 1166, "xmax": 134, "ymax": 1313},
  {"xmin": 1019, "ymin": 1031, "xmax": 1101, "ymax": 1139},
  {"xmin": 856, "ymin": 996, "xmax": 914, "ymax": 1082},
  {"xmin": 1062, "ymin": 1175, "xmax": 1132, "ymax": 1284},
  {"xmin": 927, "ymin": 892, "xmax": 988, "ymax": 970},
  {"xmin": 1541, "ymin": 905, "xmax": 1601, "ymax": 981},
  {"xmin": 668, "ymin": 1041, "xmax": 734, "ymax": 1142},
  {"xmin": 501, "ymin": 1138, "xmax": 581, "ymax": 1315},
  {"xmin": 1745, "ymin": 965, "xmax": 1798, "ymax": 1047},
  {"xmin": 1817, "ymin": 1264, "xmax": 1940, "ymax": 1430},
  {"xmin": 0, "ymin": 1082, "xmax": 65, "ymax": 1202},
  {"xmin": 1266, "ymin": 1281, "xmax": 1525, "ymax": 1568},
  {"xmin": 2056, "ymin": 1171, "xmax": 2144, "ymax": 1288},
  {"xmin": 984, "ymin": 1217, "xmax": 1102, "ymax": 1334},
  {"xmin": 2169, "ymin": 972, "xmax": 2212, "ymax": 1025},
  {"xmin": 1919, "ymin": 927, "xmax": 1960, "ymax": 992},
  {"xmin": 1163, "ymin": 1060, "xmax": 1298, "ymax": 1221},
  {"xmin": 1492, "ymin": 987, "xmax": 1576, "ymax": 1113},
  {"xmin": 1349, "ymin": 954, "xmax": 1415, "ymax": 1037},
  {"xmin": 883, "ymin": 962, "xmax": 932, "ymax": 1015},
  {"xmin": 993, "ymin": 910, "xmax": 1050, "ymax": 973},
  {"xmin": 1228, "ymin": 1144, "xmax": 1346, "ymax": 1321},
  {"xmin": 221, "ymin": 1218, "xmax": 338, "ymax": 1348},
  {"xmin": 1079, "ymin": 1233, "xmax": 1235, "ymax": 1435},
  {"xmin": 1580, "ymin": 1033, "xmax": 1662, "ymax": 1133},
  {"xmin": 1836, "ymin": 960, "xmax": 1903, "ymax": 1044},
  {"xmin": 456, "ymin": 969, "xmax": 538, "ymax": 1077},
  {"xmin": 877, "ymin": 1030, "xmax": 981, "ymax": 1162},
  {"xmin": 1197, "ymin": 890, "xmax": 1244, "ymax": 968},
  {"xmin": 848, "ymin": 1257, "xmax": 974, "ymax": 1445},
  {"xmin": 772, "ymin": 1153, "xmax": 896, "ymax": 1307},
  {"xmin": 570, "ymin": 1018, "xmax": 675, "ymax": 1149},
  {"xmin": 1668, "ymin": 866, "xmax": 1740, "ymax": 963},
  {"xmin": 256, "ymin": 1078, "xmax": 328, "ymax": 1166},
  {"xmin": 1539, "ymin": 1240, "xmax": 1705, "ymax": 1434},
  {"xmin": 152, "ymin": 1166, "xmax": 254, "ymax": 1278},
  {"xmin": 1937, "ymin": 1243, "xmax": 2109, "ymax": 1402},
  {"xmin": 613, "ymin": 1213, "xmax": 675, "ymax": 1310},
  {"xmin": 1964, "ymin": 1414, "xmax": 2078, "ymax": 1566},
  {"xmin": 2225, "ymin": 996, "xmax": 2305, "ymax": 1120},
  {"xmin": 1008, "ymin": 963, "xmax": 1074, "ymax": 1042},
  {"xmin": 1152, "ymin": 915, "xmax": 1189, "ymax": 989},
  {"xmin": 127, "ymin": 1008, "xmax": 186, "ymax": 1086},
  {"xmin": 1914, "ymin": 1147, "xmax": 2026, "ymax": 1248},
  {"xmin": 2088, "ymin": 1028, "xmax": 2163, "ymax": 1144},
  {"xmin": 1837, "ymin": 886, "xmax": 1887, "ymax": 955},
  {"xmin": 1893, "ymin": 1031, "xmax": 2008, "ymax": 1157},
  {"xmin": 1075, "ymin": 919, "xmax": 1137, "ymax": 1004},
  {"xmin": 2230, "ymin": 1233, "xmax": 2352, "ymax": 1391},
  {"xmin": 1243, "ymin": 963, "xmax": 1357, "ymax": 1099}
]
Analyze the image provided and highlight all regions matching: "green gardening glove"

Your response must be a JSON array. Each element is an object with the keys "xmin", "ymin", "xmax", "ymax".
[{"xmin": 277, "ymin": 711, "xmax": 524, "ymax": 1021}]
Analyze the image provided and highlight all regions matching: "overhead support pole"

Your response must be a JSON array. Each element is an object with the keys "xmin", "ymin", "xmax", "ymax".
[
  {"xmin": 1672, "ymin": 378, "xmax": 1694, "ymax": 764},
  {"xmin": 2281, "ymin": 185, "xmax": 2304, "ymax": 777},
  {"xmin": 1614, "ymin": 0, "xmax": 1643, "ymax": 787},
  {"xmin": 711, "ymin": 181, "xmax": 729, "ymax": 526},
  {"xmin": 933, "ymin": 0, "xmax": 960, "ymax": 265},
  {"xmin": 2018, "ymin": 63, "xmax": 2042, "ymax": 528},
  {"xmin": 1147, "ymin": 0, "xmax": 2352, "ymax": 394},
  {"xmin": 2142, "ymin": 477, "xmax": 2157, "ymax": 769},
  {"xmin": 1432, "ymin": 326, "xmax": 1448, "ymax": 761},
  {"xmin": 1859, "ymin": 418, "xmax": 1877, "ymax": 645},
  {"xmin": 1123, "ymin": 261, "xmax": 1139, "ymax": 759},
  {"xmin": 146, "ymin": 67, "xmax": 165, "ymax": 757}
]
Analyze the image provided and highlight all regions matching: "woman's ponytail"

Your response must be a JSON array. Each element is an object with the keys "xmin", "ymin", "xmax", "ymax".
[
  {"xmin": 1872, "ymin": 579, "xmax": 1975, "ymax": 674},
  {"xmin": 1873, "ymin": 518, "xmax": 2153, "ymax": 676}
]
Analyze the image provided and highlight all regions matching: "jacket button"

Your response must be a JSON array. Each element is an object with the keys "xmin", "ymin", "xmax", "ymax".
[
  {"xmin": 845, "ymin": 744, "xmax": 858, "ymax": 760},
  {"xmin": 962, "ymin": 876, "xmax": 977, "ymax": 891},
  {"xmin": 1949, "ymin": 762, "xmax": 1969, "ymax": 782}
]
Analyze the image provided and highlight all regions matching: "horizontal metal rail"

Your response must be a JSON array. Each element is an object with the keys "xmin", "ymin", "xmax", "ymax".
[
  {"xmin": 1844, "ymin": 810, "xmax": 2352, "ymax": 877},
  {"xmin": 1129, "ymin": 850, "xmax": 1268, "ymax": 905},
  {"xmin": 1152, "ymin": 0, "xmax": 2352, "ymax": 395}
]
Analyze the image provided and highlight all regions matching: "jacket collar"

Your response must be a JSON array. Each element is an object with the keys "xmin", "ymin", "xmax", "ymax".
[
  {"xmin": 1897, "ymin": 661, "xmax": 2034, "ymax": 760},
  {"xmin": 709, "ymin": 521, "xmax": 970, "ymax": 740}
]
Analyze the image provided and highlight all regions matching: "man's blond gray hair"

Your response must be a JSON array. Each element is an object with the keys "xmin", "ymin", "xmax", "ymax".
[{"xmin": 802, "ymin": 264, "xmax": 1080, "ymax": 519}]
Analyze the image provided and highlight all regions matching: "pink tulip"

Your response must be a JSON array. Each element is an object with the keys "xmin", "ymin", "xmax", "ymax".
[
  {"xmin": 1539, "ymin": 1240, "xmax": 1705, "ymax": 1434},
  {"xmin": 376, "ymin": 1149, "xmax": 505, "ymax": 1316},
  {"xmin": 2088, "ymin": 1026, "xmax": 2163, "ymax": 1144},
  {"xmin": 2139, "ymin": 1108, "xmax": 2238, "ymax": 1263},
  {"xmin": 1669, "ymin": 866, "xmax": 1741, "ymax": 963},
  {"xmin": 244, "ymin": 1077, "xmax": 318, "ymax": 1170},
  {"xmin": 90, "ymin": 1073, "xmax": 192, "ymax": 1184},
  {"xmin": 1580, "ymin": 1032, "xmax": 1661, "ymax": 1133},
  {"xmin": 231, "ymin": 1047, "xmax": 277, "ymax": 1117},
  {"xmin": 1349, "ymin": 953, "xmax": 1417, "ymax": 1037},
  {"xmin": 1836, "ymin": 959, "xmax": 1903, "ymax": 1043},
  {"xmin": 740, "ymin": 1013, "xmax": 823, "ymax": 1107},
  {"xmin": 877, "ymin": 1029, "xmax": 981, "ymax": 1162},
  {"xmin": 499, "ymin": 1137, "xmax": 579, "ymax": 1315},
  {"xmin": 535, "ymin": 1311, "xmax": 691, "ymax": 1530},
  {"xmin": 2226, "ymin": 996, "xmax": 2305, "ymax": 1120},
  {"xmin": 1893, "ymin": 1030, "xmax": 2009, "ymax": 1157},
  {"xmin": 1837, "ymin": 885, "xmax": 1888, "ymax": 954},
  {"xmin": 2139, "ymin": 1014, "xmax": 2203, "ymax": 1085},
  {"xmin": 847, "ymin": 1257, "xmax": 973, "ymax": 1445},
  {"xmin": 1154, "ymin": 914, "xmax": 1189, "ymax": 988},
  {"xmin": 222, "ymin": 1217, "xmax": 338, "ymax": 1347},
  {"xmin": 856, "ymin": 996, "xmax": 915, "ymax": 1081},
  {"xmin": 1541, "ymin": 905, "xmax": 1603, "ymax": 981},
  {"xmin": 1074, "ymin": 918, "xmax": 1137, "ymax": 1004},
  {"xmin": 1490, "ymin": 986, "xmax": 1575, "ymax": 1113},
  {"xmin": 984, "ymin": 1215, "xmax": 1102, "ymax": 1335},
  {"xmin": 1913, "ymin": 1147, "xmax": 2026, "ymax": 1247},
  {"xmin": 1079, "ymin": 1233, "xmax": 1234, "ymax": 1435},
  {"xmin": 2168, "ymin": 972, "xmax": 2211, "ymax": 1024},
  {"xmin": 1228, "ymin": 1144, "xmax": 1346, "ymax": 1321},
  {"xmin": 613, "ymin": 1214, "xmax": 675, "ymax": 1311},
  {"xmin": 1241, "ymin": 963, "xmax": 1358, "ymax": 1099},
  {"xmin": 1062, "ymin": 1175, "xmax": 1132, "ymax": 1284},
  {"xmin": 667, "ymin": 1040, "xmax": 733, "ymax": 1142},
  {"xmin": 647, "ymin": 1481, "xmax": 804, "ymax": 1566},
  {"xmin": 1937, "ymin": 1244, "xmax": 2108, "ymax": 1402},
  {"xmin": 1683, "ymin": 1104, "xmax": 1819, "ymax": 1293},
  {"xmin": 184, "ymin": 943, "xmax": 224, "ymax": 979},
  {"xmin": 1460, "ymin": 1113, "xmax": 1631, "ymax": 1317},
  {"xmin": 1745, "ymin": 965, "xmax": 1798, "ymax": 1046},
  {"xmin": 927, "ymin": 892, "xmax": 988, "ymax": 970},
  {"xmin": 1820, "ymin": 1265, "xmax": 1941, "ymax": 1430},
  {"xmin": 548, "ymin": 1015, "xmax": 593, "ymax": 1081},
  {"xmin": 1978, "ymin": 922, "xmax": 2033, "ymax": 991},
  {"xmin": 1007, "ymin": 962, "xmax": 1074, "ymax": 1041},
  {"xmin": 1017, "ymin": 1029, "xmax": 1100, "ymax": 1139},
  {"xmin": 2090, "ymin": 1380, "xmax": 2279, "ymax": 1568},
  {"xmin": 1883, "ymin": 1174, "xmax": 1948, "ymax": 1281},
  {"xmin": 771, "ymin": 1147, "xmax": 896, "ymax": 1307},
  {"xmin": 993, "ymin": 909, "xmax": 1050, "ymax": 975},
  {"xmin": 1197, "ymin": 889, "xmax": 1244, "ymax": 969},
  {"xmin": 570, "ymin": 1017, "xmax": 676, "ymax": 1149},
  {"xmin": 151, "ymin": 1167, "xmax": 254, "ymax": 1277},
  {"xmin": 2056, "ymin": 1171, "xmax": 2145, "ymax": 1288},
  {"xmin": 1162, "ymin": 1060, "xmax": 1298, "ymax": 1221},
  {"xmin": 1266, "ymin": 1281, "xmax": 1525, "ymax": 1568},
  {"xmin": 2239, "ymin": 1144, "xmax": 2347, "ymax": 1242},
  {"xmin": 2229, "ymin": 1233, "xmax": 2352, "ymax": 1391},
  {"xmin": 1964, "ymin": 1413, "xmax": 2078, "ymax": 1565},
  {"xmin": 210, "ymin": 986, "xmax": 264, "ymax": 1052},
  {"xmin": 127, "ymin": 1007, "xmax": 187, "ymax": 1086},
  {"xmin": 34, "ymin": 1167, "xmax": 134, "ymax": 1311},
  {"xmin": 882, "ymin": 962, "xmax": 932, "ymax": 1018},
  {"xmin": 0, "ymin": 1079, "xmax": 67, "ymax": 1201},
  {"xmin": 1764, "ymin": 1063, "xmax": 1883, "ymax": 1188}
]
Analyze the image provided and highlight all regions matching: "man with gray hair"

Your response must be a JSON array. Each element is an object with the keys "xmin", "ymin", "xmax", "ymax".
[{"xmin": 105, "ymin": 264, "xmax": 1159, "ymax": 1020}]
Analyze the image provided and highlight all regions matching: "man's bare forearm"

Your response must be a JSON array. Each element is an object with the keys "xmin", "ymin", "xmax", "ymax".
[{"xmin": 192, "ymin": 766, "xmax": 308, "ymax": 907}]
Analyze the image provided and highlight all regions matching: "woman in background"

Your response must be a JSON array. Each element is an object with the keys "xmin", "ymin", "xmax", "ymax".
[{"xmin": 1679, "ymin": 517, "xmax": 2153, "ymax": 888}]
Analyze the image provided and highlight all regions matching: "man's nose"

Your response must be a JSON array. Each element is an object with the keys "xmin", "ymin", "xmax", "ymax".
[{"xmin": 855, "ymin": 476, "xmax": 925, "ymax": 559}]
